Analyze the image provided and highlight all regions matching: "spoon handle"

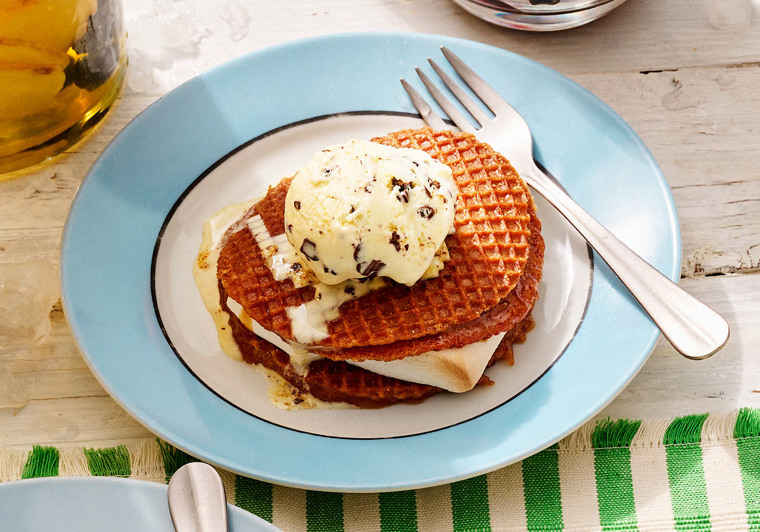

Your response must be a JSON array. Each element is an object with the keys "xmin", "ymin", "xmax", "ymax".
[{"xmin": 168, "ymin": 462, "xmax": 228, "ymax": 532}]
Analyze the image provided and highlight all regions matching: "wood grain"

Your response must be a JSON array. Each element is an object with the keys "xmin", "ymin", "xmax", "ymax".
[{"xmin": 1, "ymin": 0, "xmax": 758, "ymax": 449}]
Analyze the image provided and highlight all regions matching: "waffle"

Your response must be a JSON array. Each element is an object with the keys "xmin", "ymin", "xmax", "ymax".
[
  {"xmin": 320, "ymin": 204, "xmax": 543, "ymax": 362},
  {"xmin": 222, "ymin": 281, "xmax": 536, "ymax": 407},
  {"xmin": 217, "ymin": 128, "xmax": 535, "ymax": 352},
  {"xmin": 222, "ymin": 287, "xmax": 440, "ymax": 407},
  {"xmin": 220, "ymin": 205, "xmax": 542, "ymax": 406}
]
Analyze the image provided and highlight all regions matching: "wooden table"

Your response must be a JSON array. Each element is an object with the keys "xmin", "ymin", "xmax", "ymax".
[{"xmin": 1, "ymin": 0, "xmax": 759, "ymax": 450}]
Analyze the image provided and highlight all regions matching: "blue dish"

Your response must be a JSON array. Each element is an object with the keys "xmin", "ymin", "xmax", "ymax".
[
  {"xmin": 0, "ymin": 477, "xmax": 277, "ymax": 531},
  {"xmin": 60, "ymin": 32, "xmax": 679, "ymax": 491}
]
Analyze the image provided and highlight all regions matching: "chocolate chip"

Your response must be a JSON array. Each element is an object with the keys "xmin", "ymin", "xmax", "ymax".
[
  {"xmin": 353, "ymin": 242, "xmax": 362, "ymax": 262},
  {"xmin": 344, "ymin": 286, "xmax": 356, "ymax": 295},
  {"xmin": 418, "ymin": 206, "xmax": 435, "ymax": 219},
  {"xmin": 357, "ymin": 259, "xmax": 386, "ymax": 278},
  {"xmin": 287, "ymin": 224, "xmax": 293, "ymax": 232},
  {"xmin": 291, "ymin": 262, "xmax": 302, "ymax": 272},
  {"xmin": 389, "ymin": 231, "xmax": 403, "ymax": 252},
  {"xmin": 392, "ymin": 177, "xmax": 413, "ymax": 203},
  {"xmin": 293, "ymin": 200, "xmax": 301, "ymax": 210},
  {"xmin": 300, "ymin": 239, "xmax": 318, "ymax": 261}
]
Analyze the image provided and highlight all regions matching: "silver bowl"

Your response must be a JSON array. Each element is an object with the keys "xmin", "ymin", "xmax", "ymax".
[{"xmin": 451, "ymin": 0, "xmax": 629, "ymax": 31}]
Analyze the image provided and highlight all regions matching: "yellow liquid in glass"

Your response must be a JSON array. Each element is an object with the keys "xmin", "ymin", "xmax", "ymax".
[{"xmin": 0, "ymin": 0, "xmax": 126, "ymax": 176}]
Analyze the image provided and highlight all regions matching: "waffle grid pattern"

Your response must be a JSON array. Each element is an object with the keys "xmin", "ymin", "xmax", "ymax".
[
  {"xmin": 322, "ymin": 207, "xmax": 543, "ymax": 362},
  {"xmin": 218, "ymin": 128, "xmax": 533, "ymax": 350},
  {"xmin": 222, "ymin": 286, "xmax": 442, "ymax": 406}
]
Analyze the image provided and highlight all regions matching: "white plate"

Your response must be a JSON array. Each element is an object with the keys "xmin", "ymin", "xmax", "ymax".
[{"xmin": 154, "ymin": 112, "xmax": 592, "ymax": 439}]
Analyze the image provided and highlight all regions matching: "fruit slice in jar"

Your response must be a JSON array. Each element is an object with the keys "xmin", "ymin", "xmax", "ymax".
[
  {"xmin": 0, "ymin": 69, "xmax": 66, "ymax": 136},
  {"xmin": 0, "ymin": 0, "xmax": 97, "ymax": 54},
  {"xmin": 0, "ymin": 43, "xmax": 70, "ymax": 70}
]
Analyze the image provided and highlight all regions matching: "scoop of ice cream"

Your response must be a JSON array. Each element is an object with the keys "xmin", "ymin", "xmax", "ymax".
[{"xmin": 284, "ymin": 139, "xmax": 457, "ymax": 286}]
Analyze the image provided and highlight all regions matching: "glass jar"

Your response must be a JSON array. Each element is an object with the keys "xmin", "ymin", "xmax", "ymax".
[{"xmin": 0, "ymin": 0, "xmax": 126, "ymax": 176}]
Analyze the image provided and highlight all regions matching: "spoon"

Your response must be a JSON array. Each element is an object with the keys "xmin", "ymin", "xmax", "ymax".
[{"xmin": 168, "ymin": 462, "xmax": 228, "ymax": 532}]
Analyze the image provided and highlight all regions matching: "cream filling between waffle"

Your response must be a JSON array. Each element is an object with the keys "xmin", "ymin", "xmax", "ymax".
[
  {"xmin": 195, "ymin": 201, "xmax": 502, "ymax": 395},
  {"xmin": 240, "ymin": 305, "xmax": 505, "ymax": 393}
]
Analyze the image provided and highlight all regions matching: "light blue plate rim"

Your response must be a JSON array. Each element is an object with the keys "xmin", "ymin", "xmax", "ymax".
[
  {"xmin": 0, "ymin": 476, "xmax": 276, "ymax": 531},
  {"xmin": 60, "ymin": 32, "xmax": 680, "ymax": 492}
]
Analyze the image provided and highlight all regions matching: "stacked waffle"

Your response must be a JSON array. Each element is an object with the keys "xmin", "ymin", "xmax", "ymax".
[{"xmin": 209, "ymin": 128, "xmax": 544, "ymax": 408}]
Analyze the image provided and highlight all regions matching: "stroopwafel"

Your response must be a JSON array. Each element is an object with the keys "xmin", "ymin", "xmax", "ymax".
[{"xmin": 206, "ymin": 128, "xmax": 544, "ymax": 407}]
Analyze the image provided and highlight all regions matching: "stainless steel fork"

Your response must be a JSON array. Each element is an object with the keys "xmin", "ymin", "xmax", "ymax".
[{"xmin": 402, "ymin": 46, "xmax": 729, "ymax": 360}]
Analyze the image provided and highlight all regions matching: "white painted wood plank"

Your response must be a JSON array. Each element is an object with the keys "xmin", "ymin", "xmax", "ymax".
[
  {"xmin": 118, "ymin": 0, "xmax": 760, "ymax": 93},
  {"xmin": 1, "ymin": 0, "xmax": 759, "ymax": 452},
  {"xmin": 572, "ymin": 66, "xmax": 760, "ymax": 276},
  {"xmin": 0, "ymin": 395, "xmax": 153, "ymax": 449},
  {"xmin": 599, "ymin": 274, "xmax": 760, "ymax": 420}
]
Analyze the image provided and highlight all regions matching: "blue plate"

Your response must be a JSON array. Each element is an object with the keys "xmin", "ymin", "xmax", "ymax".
[
  {"xmin": 0, "ymin": 477, "xmax": 277, "ymax": 531},
  {"xmin": 61, "ymin": 33, "xmax": 679, "ymax": 491}
]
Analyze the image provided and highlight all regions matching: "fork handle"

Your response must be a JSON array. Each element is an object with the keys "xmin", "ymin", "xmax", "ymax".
[{"xmin": 522, "ymin": 163, "xmax": 729, "ymax": 360}]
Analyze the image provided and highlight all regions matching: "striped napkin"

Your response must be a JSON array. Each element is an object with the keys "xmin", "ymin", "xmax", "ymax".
[{"xmin": 2, "ymin": 409, "xmax": 759, "ymax": 531}]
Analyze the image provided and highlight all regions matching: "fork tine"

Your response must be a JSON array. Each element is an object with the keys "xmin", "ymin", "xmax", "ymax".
[
  {"xmin": 427, "ymin": 58, "xmax": 490, "ymax": 127},
  {"xmin": 415, "ymin": 68, "xmax": 477, "ymax": 134},
  {"xmin": 441, "ymin": 46, "xmax": 511, "ymax": 115},
  {"xmin": 401, "ymin": 78, "xmax": 449, "ymax": 131}
]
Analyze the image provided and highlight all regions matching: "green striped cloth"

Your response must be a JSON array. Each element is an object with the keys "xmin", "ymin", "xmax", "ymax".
[{"xmin": 3, "ymin": 409, "xmax": 759, "ymax": 531}]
